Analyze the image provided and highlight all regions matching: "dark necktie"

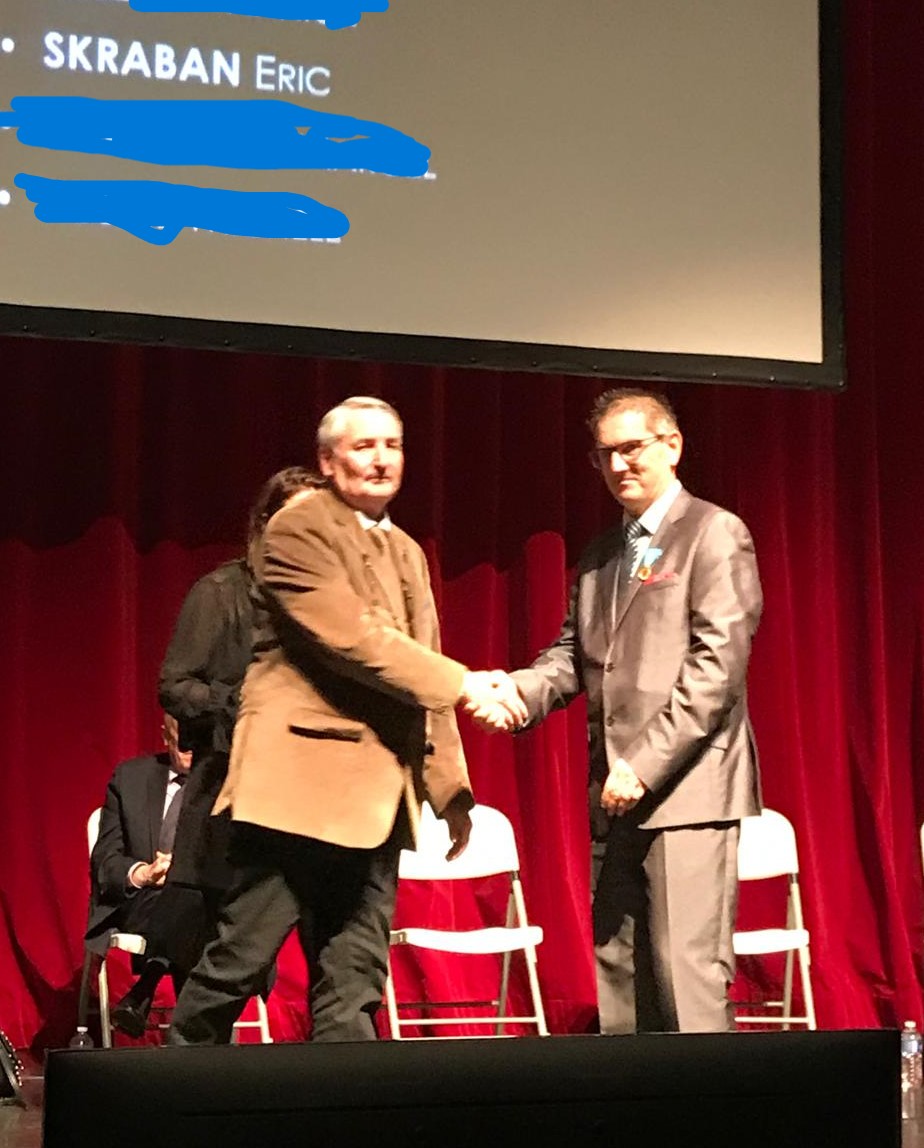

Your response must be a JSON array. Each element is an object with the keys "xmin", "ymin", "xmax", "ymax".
[
  {"xmin": 158, "ymin": 775, "xmax": 186, "ymax": 854},
  {"xmin": 617, "ymin": 518, "xmax": 648, "ymax": 602}
]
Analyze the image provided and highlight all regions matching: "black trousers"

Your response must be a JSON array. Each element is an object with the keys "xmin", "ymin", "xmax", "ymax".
[
  {"xmin": 167, "ymin": 820, "xmax": 402, "ymax": 1044},
  {"xmin": 111, "ymin": 888, "xmax": 182, "ymax": 982}
]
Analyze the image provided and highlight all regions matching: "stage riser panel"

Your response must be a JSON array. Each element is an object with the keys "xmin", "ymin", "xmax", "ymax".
[{"xmin": 43, "ymin": 1030, "xmax": 900, "ymax": 1148}]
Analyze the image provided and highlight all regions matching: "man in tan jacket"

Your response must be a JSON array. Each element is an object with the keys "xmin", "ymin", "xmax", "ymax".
[{"xmin": 168, "ymin": 396, "xmax": 519, "ymax": 1044}]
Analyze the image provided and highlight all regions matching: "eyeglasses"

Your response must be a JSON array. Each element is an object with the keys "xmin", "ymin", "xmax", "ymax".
[{"xmin": 588, "ymin": 434, "xmax": 667, "ymax": 470}]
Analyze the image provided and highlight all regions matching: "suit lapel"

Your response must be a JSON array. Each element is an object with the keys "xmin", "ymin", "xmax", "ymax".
[
  {"xmin": 382, "ymin": 529, "xmax": 418, "ymax": 638},
  {"xmin": 600, "ymin": 525, "xmax": 625, "ymax": 645},
  {"xmin": 328, "ymin": 491, "xmax": 410, "ymax": 638},
  {"xmin": 362, "ymin": 529, "xmax": 411, "ymax": 631},
  {"xmin": 611, "ymin": 489, "xmax": 690, "ymax": 634}
]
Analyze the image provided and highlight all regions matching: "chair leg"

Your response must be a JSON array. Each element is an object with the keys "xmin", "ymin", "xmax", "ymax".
[
  {"xmin": 524, "ymin": 946, "xmax": 550, "ymax": 1036},
  {"xmin": 495, "ymin": 891, "xmax": 519, "ymax": 1035},
  {"xmin": 98, "ymin": 957, "xmax": 112, "ymax": 1049},
  {"xmin": 798, "ymin": 948, "xmax": 817, "ymax": 1030},
  {"xmin": 506, "ymin": 878, "xmax": 549, "ymax": 1036},
  {"xmin": 496, "ymin": 951, "xmax": 513, "ymax": 1036},
  {"xmin": 256, "ymin": 995, "xmax": 273, "ymax": 1043},
  {"xmin": 75, "ymin": 949, "xmax": 95, "ymax": 1031},
  {"xmin": 782, "ymin": 949, "xmax": 795, "ymax": 1030},
  {"xmin": 383, "ymin": 958, "xmax": 403, "ymax": 1040}
]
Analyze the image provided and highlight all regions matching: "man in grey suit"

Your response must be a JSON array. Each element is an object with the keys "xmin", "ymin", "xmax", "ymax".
[{"xmin": 479, "ymin": 386, "xmax": 763, "ymax": 1034}]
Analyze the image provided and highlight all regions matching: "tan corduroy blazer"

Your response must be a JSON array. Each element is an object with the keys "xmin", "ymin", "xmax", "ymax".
[{"xmin": 215, "ymin": 486, "xmax": 471, "ymax": 848}]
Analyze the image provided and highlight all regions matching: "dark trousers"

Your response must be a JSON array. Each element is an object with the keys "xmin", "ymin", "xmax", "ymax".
[
  {"xmin": 591, "ymin": 818, "xmax": 740, "ymax": 1034},
  {"xmin": 89, "ymin": 887, "xmax": 179, "ymax": 983},
  {"xmin": 168, "ymin": 821, "xmax": 402, "ymax": 1044}
]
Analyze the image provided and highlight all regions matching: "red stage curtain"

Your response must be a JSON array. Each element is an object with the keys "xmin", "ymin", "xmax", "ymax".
[{"xmin": 1, "ymin": 0, "xmax": 923, "ymax": 1051}]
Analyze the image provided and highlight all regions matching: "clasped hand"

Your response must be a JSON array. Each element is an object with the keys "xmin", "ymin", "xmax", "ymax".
[
  {"xmin": 460, "ymin": 670, "xmax": 528, "ymax": 733},
  {"xmin": 135, "ymin": 851, "xmax": 172, "ymax": 887},
  {"xmin": 600, "ymin": 758, "xmax": 647, "ymax": 816}
]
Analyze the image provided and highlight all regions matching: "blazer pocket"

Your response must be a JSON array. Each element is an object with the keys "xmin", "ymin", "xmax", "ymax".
[
  {"xmin": 287, "ymin": 709, "xmax": 365, "ymax": 742},
  {"xmin": 705, "ymin": 735, "xmax": 730, "ymax": 752}
]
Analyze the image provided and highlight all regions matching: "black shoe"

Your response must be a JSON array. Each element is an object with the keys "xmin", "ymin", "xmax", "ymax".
[{"xmin": 111, "ymin": 997, "xmax": 149, "ymax": 1039}]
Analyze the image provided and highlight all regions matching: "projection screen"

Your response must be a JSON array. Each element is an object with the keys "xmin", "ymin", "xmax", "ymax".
[{"xmin": 0, "ymin": 1, "xmax": 843, "ymax": 388}]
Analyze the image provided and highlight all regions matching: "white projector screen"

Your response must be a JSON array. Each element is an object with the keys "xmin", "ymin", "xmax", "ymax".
[{"xmin": 0, "ymin": 1, "xmax": 843, "ymax": 388}]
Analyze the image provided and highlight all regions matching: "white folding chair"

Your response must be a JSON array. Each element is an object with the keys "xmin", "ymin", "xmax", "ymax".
[
  {"xmin": 732, "ymin": 807, "xmax": 817, "ymax": 1030},
  {"xmin": 86, "ymin": 808, "xmax": 155, "ymax": 1048},
  {"xmin": 86, "ymin": 807, "xmax": 272, "ymax": 1046},
  {"xmin": 384, "ymin": 802, "xmax": 549, "ymax": 1039}
]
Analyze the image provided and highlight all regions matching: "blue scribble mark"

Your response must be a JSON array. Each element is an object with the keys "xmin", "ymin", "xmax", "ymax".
[
  {"xmin": 128, "ymin": 1, "xmax": 388, "ymax": 31},
  {"xmin": 0, "ymin": 98, "xmax": 430, "ymax": 177},
  {"xmin": 15, "ymin": 173, "xmax": 350, "ymax": 245}
]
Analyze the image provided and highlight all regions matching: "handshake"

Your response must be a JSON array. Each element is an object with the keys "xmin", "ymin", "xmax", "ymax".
[{"xmin": 459, "ymin": 670, "xmax": 528, "ymax": 733}]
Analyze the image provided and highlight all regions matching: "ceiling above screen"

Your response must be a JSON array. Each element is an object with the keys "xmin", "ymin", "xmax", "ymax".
[{"xmin": 0, "ymin": 0, "xmax": 843, "ymax": 389}]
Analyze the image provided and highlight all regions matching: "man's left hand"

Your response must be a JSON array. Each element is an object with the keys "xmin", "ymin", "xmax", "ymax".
[{"xmin": 440, "ymin": 796, "xmax": 473, "ymax": 860}]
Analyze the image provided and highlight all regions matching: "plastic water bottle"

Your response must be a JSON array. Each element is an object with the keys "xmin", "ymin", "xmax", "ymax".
[
  {"xmin": 901, "ymin": 1020, "xmax": 922, "ymax": 1119},
  {"xmin": 68, "ymin": 1025, "xmax": 94, "ymax": 1050}
]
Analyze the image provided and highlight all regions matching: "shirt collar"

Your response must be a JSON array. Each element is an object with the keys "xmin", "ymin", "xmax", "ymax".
[
  {"xmin": 356, "ymin": 510, "xmax": 392, "ymax": 532},
  {"xmin": 625, "ymin": 479, "xmax": 682, "ymax": 537}
]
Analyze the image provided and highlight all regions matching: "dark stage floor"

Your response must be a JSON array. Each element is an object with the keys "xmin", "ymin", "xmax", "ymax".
[{"xmin": 1, "ymin": 1052, "xmax": 43, "ymax": 1148}]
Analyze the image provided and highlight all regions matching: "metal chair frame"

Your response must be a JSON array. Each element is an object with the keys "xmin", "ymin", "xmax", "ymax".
[
  {"xmin": 384, "ymin": 803, "xmax": 549, "ymax": 1040},
  {"xmin": 732, "ymin": 807, "xmax": 817, "ymax": 1030}
]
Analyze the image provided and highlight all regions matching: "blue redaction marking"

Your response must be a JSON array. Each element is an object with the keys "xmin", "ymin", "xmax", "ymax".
[
  {"xmin": 15, "ymin": 173, "xmax": 351, "ymax": 245},
  {"xmin": 128, "ymin": 1, "xmax": 388, "ymax": 31},
  {"xmin": 0, "ymin": 97, "xmax": 430, "ymax": 176}
]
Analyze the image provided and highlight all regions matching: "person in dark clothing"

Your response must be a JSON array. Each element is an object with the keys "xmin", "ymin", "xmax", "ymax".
[
  {"xmin": 83, "ymin": 712, "xmax": 192, "ymax": 1019},
  {"xmin": 110, "ymin": 466, "xmax": 324, "ymax": 1037}
]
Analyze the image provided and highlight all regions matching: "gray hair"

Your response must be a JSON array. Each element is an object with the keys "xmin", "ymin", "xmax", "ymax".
[{"xmin": 316, "ymin": 396, "xmax": 403, "ymax": 450}]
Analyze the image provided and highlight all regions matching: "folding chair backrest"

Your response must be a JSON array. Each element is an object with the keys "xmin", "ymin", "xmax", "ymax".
[
  {"xmin": 87, "ymin": 807, "xmax": 101, "ymax": 856},
  {"xmin": 385, "ymin": 801, "xmax": 548, "ymax": 1038},
  {"xmin": 399, "ymin": 803, "xmax": 521, "ymax": 881},
  {"xmin": 737, "ymin": 808, "xmax": 800, "ymax": 882}
]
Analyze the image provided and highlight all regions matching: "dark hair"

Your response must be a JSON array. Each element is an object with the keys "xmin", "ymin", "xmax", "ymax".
[
  {"xmin": 587, "ymin": 387, "xmax": 679, "ymax": 439},
  {"xmin": 246, "ymin": 466, "xmax": 326, "ymax": 551}
]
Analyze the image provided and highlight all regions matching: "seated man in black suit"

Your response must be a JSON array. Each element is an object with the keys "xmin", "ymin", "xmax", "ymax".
[{"xmin": 84, "ymin": 712, "xmax": 192, "ymax": 1036}]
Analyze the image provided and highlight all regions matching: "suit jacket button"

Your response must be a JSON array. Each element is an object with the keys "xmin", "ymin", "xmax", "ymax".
[
  {"xmin": 604, "ymin": 662, "xmax": 614, "ymax": 672},
  {"xmin": 605, "ymin": 715, "xmax": 615, "ymax": 727}
]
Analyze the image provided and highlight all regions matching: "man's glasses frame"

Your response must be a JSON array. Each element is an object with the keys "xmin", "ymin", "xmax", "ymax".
[{"xmin": 588, "ymin": 434, "xmax": 668, "ymax": 470}]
